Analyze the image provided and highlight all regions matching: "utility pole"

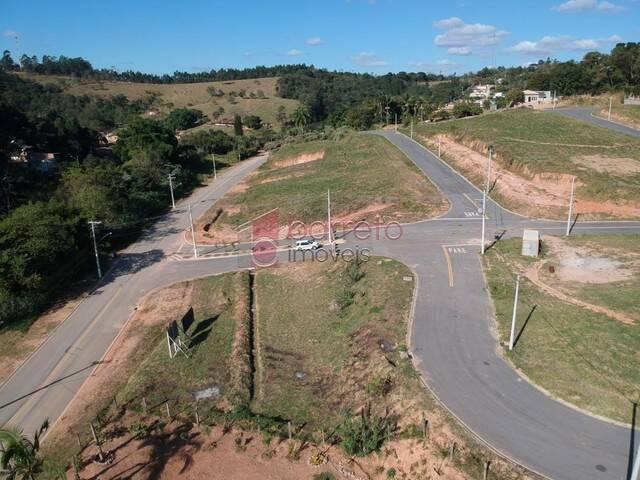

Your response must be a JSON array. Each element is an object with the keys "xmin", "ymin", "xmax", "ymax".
[
  {"xmin": 88, "ymin": 221, "xmax": 103, "ymax": 279},
  {"xmin": 508, "ymin": 274, "xmax": 520, "ymax": 351},
  {"xmin": 211, "ymin": 153, "xmax": 217, "ymax": 179},
  {"xmin": 410, "ymin": 119, "xmax": 414, "ymax": 139},
  {"xmin": 395, "ymin": 113, "xmax": 398, "ymax": 132},
  {"xmin": 487, "ymin": 147, "xmax": 493, "ymax": 192},
  {"xmin": 608, "ymin": 97, "xmax": 613, "ymax": 121},
  {"xmin": 566, "ymin": 176, "xmax": 576, "ymax": 236},
  {"xmin": 438, "ymin": 136, "xmax": 442, "ymax": 157},
  {"xmin": 327, "ymin": 189, "xmax": 332, "ymax": 250},
  {"xmin": 188, "ymin": 203, "xmax": 198, "ymax": 258},
  {"xmin": 168, "ymin": 174, "xmax": 176, "ymax": 209},
  {"xmin": 481, "ymin": 189, "xmax": 487, "ymax": 255}
]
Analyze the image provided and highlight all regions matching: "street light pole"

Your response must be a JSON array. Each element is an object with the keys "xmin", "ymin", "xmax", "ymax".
[
  {"xmin": 608, "ymin": 97, "xmax": 613, "ymax": 121},
  {"xmin": 395, "ymin": 113, "xmax": 398, "ymax": 132},
  {"xmin": 410, "ymin": 119, "xmax": 414, "ymax": 139},
  {"xmin": 188, "ymin": 203, "xmax": 198, "ymax": 258},
  {"xmin": 327, "ymin": 189, "xmax": 332, "ymax": 251},
  {"xmin": 211, "ymin": 153, "xmax": 217, "ymax": 179},
  {"xmin": 88, "ymin": 220, "xmax": 103, "ymax": 279},
  {"xmin": 168, "ymin": 174, "xmax": 176, "ymax": 209},
  {"xmin": 566, "ymin": 176, "xmax": 576, "ymax": 236},
  {"xmin": 481, "ymin": 189, "xmax": 487, "ymax": 255},
  {"xmin": 508, "ymin": 274, "xmax": 520, "ymax": 351},
  {"xmin": 438, "ymin": 136, "xmax": 442, "ymax": 158},
  {"xmin": 487, "ymin": 147, "xmax": 493, "ymax": 192}
]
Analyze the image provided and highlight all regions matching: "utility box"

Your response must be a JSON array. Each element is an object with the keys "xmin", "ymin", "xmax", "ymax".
[{"xmin": 522, "ymin": 229, "xmax": 540, "ymax": 257}]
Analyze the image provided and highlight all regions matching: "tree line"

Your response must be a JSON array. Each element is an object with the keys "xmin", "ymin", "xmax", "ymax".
[{"xmin": 0, "ymin": 72, "xmax": 262, "ymax": 329}]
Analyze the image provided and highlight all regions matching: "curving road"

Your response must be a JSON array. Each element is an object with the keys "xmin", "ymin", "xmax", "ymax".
[
  {"xmin": 0, "ymin": 111, "xmax": 639, "ymax": 480},
  {"xmin": 552, "ymin": 107, "xmax": 640, "ymax": 139}
]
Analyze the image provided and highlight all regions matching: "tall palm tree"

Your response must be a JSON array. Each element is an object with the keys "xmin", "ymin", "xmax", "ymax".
[
  {"xmin": 292, "ymin": 105, "xmax": 311, "ymax": 134},
  {"xmin": 0, "ymin": 420, "xmax": 49, "ymax": 480}
]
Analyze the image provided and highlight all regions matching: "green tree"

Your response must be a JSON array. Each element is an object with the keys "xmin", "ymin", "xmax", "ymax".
[
  {"xmin": 292, "ymin": 105, "xmax": 311, "ymax": 134},
  {"xmin": 233, "ymin": 114, "xmax": 244, "ymax": 136},
  {"xmin": 0, "ymin": 420, "xmax": 49, "ymax": 480},
  {"xmin": 243, "ymin": 115, "xmax": 263, "ymax": 130},
  {"xmin": 164, "ymin": 108, "xmax": 203, "ymax": 131},
  {"xmin": 453, "ymin": 101, "xmax": 482, "ymax": 118},
  {"xmin": 506, "ymin": 89, "xmax": 525, "ymax": 106},
  {"xmin": 276, "ymin": 105, "xmax": 288, "ymax": 127}
]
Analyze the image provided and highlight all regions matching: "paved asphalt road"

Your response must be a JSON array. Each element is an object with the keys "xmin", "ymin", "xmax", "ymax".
[
  {"xmin": 552, "ymin": 106, "xmax": 640, "ymax": 139},
  {"xmin": 1, "ymin": 110, "xmax": 639, "ymax": 480}
]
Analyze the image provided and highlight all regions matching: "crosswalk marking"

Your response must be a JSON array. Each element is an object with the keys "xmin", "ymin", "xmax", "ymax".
[
  {"xmin": 447, "ymin": 247, "xmax": 467, "ymax": 254},
  {"xmin": 464, "ymin": 211, "xmax": 480, "ymax": 217}
]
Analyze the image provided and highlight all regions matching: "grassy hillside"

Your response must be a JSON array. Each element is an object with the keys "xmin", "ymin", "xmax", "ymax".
[
  {"xmin": 26, "ymin": 74, "xmax": 299, "ymax": 130},
  {"xmin": 484, "ymin": 235, "xmax": 640, "ymax": 422},
  {"xmin": 410, "ymin": 109, "xmax": 640, "ymax": 218},
  {"xmin": 198, "ymin": 131, "xmax": 448, "ymax": 241}
]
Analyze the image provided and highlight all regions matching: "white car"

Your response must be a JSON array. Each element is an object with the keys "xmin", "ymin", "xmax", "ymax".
[{"xmin": 295, "ymin": 239, "xmax": 321, "ymax": 251}]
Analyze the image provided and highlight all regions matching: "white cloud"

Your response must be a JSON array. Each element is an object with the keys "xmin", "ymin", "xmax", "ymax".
[
  {"xmin": 509, "ymin": 34, "xmax": 623, "ymax": 56},
  {"xmin": 551, "ymin": 0, "xmax": 623, "ymax": 12},
  {"xmin": 433, "ymin": 17, "xmax": 464, "ymax": 29},
  {"xmin": 286, "ymin": 49, "xmax": 303, "ymax": 56},
  {"xmin": 448, "ymin": 47, "xmax": 471, "ymax": 56},
  {"xmin": 597, "ymin": 1, "xmax": 624, "ymax": 12},
  {"xmin": 353, "ymin": 52, "xmax": 389, "ymax": 67},
  {"xmin": 433, "ymin": 17, "xmax": 508, "ymax": 55},
  {"xmin": 3, "ymin": 29, "xmax": 20, "ymax": 38},
  {"xmin": 305, "ymin": 37, "xmax": 324, "ymax": 46}
]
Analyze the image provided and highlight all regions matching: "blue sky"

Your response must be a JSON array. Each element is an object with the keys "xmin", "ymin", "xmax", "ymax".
[{"xmin": 2, "ymin": 0, "xmax": 637, "ymax": 75}]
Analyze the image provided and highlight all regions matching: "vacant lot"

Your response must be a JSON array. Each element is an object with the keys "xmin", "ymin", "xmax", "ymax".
[
  {"xmin": 44, "ymin": 260, "xmax": 530, "ymax": 480},
  {"xmin": 197, "ymin": 132, "xmax": 447, "ymax": 242},
  {"xmin": 412, "ymin": 109, "xmax": 640, "ymax": 219},
  {"xmin": 29, "ymin": 75, "xmax": 299, "ymax": 130},
  {"xmin": 484, "ymin": 235, "xmax": 640, "ymax": 422},
  {"xmin": 253, "ymin": 258, "xmax": 416, "ymax": 428}
]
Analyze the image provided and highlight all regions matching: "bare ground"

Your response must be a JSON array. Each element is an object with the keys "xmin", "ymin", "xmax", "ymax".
[
  {"xmin": 273, "ymin": 151, "xmax": 325, "ymax": 168},
  {"xmin": 431, "ymin": 135, "xmax": 640, "ymax": 218},
  {"xmin": 572, "ymin": 154, "xmax": 640, "ymax": 175}
]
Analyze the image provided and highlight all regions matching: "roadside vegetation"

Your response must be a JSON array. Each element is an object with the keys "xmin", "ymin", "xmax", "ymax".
[
  {"xmin": 483, "ymin": 235, "xmax": 640, "ymax": 422},
  {"xmin": 410, "ymin": 108, "xmax": 640, "ymax": 219}
]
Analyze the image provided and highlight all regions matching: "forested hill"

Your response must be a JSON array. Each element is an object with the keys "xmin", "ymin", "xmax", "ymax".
[{"xmin": 0, "ymin": 71, "xmax": 256, "ymax": 329}]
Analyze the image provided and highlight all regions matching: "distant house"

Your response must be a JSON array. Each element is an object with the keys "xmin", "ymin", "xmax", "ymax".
[
  {"xmin": 523, "ymin": 90, "xmax": 553, "ymax": 105},
  {"xmin": 469, "ymin": 84, "xmax": 495, "ymax": 99}
]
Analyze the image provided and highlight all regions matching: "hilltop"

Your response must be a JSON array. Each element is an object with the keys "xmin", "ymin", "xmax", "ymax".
[{"xmin": 24, "ymin": 74, "xmax": 300, "ymax": 131}]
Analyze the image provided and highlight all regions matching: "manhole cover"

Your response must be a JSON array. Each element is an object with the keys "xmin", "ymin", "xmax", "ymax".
[{"xmin": 595, "ymin": 465, "xmax": 607, "ymax": 472}]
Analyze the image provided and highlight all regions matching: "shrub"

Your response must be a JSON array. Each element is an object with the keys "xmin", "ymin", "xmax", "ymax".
[{"xmin": 337, "ymin": 410, "xmax": 395, "ymax": 456}]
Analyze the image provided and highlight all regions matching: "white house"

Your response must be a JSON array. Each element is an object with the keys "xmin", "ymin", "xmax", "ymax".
[
  {"xmin": 523, "ymin": 90, "xmax": 553, "ymax": 105},
  {"xmin": 470, "ymin": 84, "xmax": 495, "ymax": 99}
]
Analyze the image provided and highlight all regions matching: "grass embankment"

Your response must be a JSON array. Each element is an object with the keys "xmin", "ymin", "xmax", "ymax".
[
  {"xmin": 410, "ymin": 109, "xmax": 640, "ymax": 218},
  {"xmin": 29, "ymin": 75, "xmax": 299, "ymax": 130},
  {"xmin": 201, "ymin": 132, "xmax": 447, "ymax": 239},
  {"xmin": 120, "ymin": 272, "xmax": 250, "ymax": 413},
  {"xmin": 603, "ymin": 105, "xmax": 640, "ymax": 130},
  {"xmin": 484, "ymin": 235, "xmax": 640, "ymax": 422}
]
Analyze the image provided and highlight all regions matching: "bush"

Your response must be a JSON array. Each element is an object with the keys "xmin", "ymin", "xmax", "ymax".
[{"xmin": 337, "ymin": 410, "xmax": 395, "ymax": 456}]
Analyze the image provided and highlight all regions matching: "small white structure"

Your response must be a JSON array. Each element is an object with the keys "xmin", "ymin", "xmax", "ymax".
[
  {"xmin": 522, "ymin": 229, "xmax": 540, "ymax": 257},
  {"xmin": 523, "ymin": 90, "xmax": 553, "ymax": 105},
  {"xmin": 470, "ymin": 84, "xmax": 495, "ymax": 99}
]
